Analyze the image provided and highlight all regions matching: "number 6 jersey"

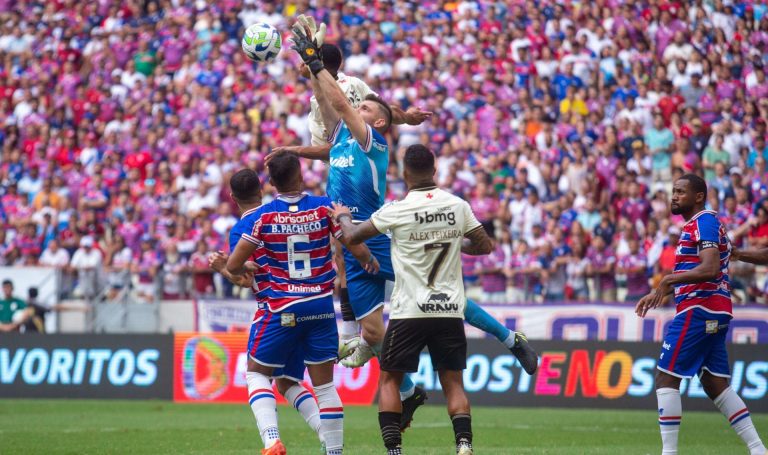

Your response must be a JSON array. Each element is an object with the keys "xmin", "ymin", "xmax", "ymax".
[
  {"xmin": 370, "ymin": 187, "xmax": 482, "ymax": 320},
  {"xmin": 244, "ymin": 193, "xmax": 341, "ymax": 312}
]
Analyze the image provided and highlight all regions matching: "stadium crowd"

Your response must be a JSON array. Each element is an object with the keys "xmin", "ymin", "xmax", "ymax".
[{"xmin": 1, "ymin": 0, "xmax": 768, "ymax": 304}]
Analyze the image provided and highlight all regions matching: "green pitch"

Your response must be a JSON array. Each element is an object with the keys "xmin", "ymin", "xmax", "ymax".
[{"xmin": 1, "ymin": 399, "xmax": 764, "ymax": 454}]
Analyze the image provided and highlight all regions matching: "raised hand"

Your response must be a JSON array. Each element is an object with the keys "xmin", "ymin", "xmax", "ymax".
[
  {"xmin": 296, "ymin": 14, "xmax": 326, "ymax": 47},
  {"xmin": 290, "ymin": 20, "xmax": 324, "ymax": 75},
  {"xmin": 405, "ymin": 106, "xmax": 433, "ymax": 125}
]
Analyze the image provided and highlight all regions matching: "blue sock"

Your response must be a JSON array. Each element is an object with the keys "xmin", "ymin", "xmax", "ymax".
[
  {"xmin": 464, "ymin": 299, "xmax": 509, "ymax": 342},
  {"xmin": 399, "ymin": 374, "xmax": 416, "ymax": 400}
]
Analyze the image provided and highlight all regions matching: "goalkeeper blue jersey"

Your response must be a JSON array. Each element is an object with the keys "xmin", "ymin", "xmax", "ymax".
[{"xmin": 326, "ymin": 120, "xmax": 388, "ymax": 222}]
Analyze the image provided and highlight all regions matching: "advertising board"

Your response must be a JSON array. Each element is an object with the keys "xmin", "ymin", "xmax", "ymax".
[
  {"xmin": 416, "ymin": 339, "xmax": 768, "ymax": 412},
  {"xmin": 172, "ymin": 332, "xmax": 379, "ymax": 405},
  {"xmin": 0, "ymin": 334, "xmax": 173, "ymax": 399}
]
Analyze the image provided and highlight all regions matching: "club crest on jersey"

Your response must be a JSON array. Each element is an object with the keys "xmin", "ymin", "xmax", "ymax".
[
  {"xmin": 289, "ymin": 205, "xmax": 299, "ymax": 212},
  {"xmin": 281, "ymin": 313, "xmax": 296, "ymax": 327}
]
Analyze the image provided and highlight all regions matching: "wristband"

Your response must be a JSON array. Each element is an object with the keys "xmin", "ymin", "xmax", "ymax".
[
  {"xmin": 336, "ymin": 213, "xmax": 353, "ymax": 223},
  {"xmin": 308, "ymin": 59, "xmax": 325, "ymax": 76}
]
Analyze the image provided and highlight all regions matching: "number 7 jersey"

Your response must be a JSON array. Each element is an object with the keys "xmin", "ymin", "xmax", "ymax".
[
  {"xmin": 244, "ymin": 193, "xmax": 342, "ymax": 312},
  {"xmin": 370, "ymin": 187, "xmax": 483, "ymax": 319}
]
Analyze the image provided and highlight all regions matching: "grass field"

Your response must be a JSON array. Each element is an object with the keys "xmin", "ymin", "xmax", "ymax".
[{"xmin": 0, "ymin": 400, "xmax": 765, "ymax": 454}]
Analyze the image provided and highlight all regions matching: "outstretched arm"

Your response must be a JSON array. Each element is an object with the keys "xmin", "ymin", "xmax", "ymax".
[
  {"xmin": 209, "ymin": 251, "xmax": 256, "ymax": 288},
  {"xmin": 226, "ymin": 238, "xmax": 258, "ymax": 276},
  {"xmin": 390, "ymin": 105, "xmax": 432, "ymax": 126},
  {"xmin": 311, "ymin": 74, "xmax": 342, "ymax": 136},
  {"xmin": 313, "ymin": 68, "xmax": 370, "ymax": 147},
  {"xmin": 331, "ymin": 202, "xmax": 381, "ymax": 245},
  {"xmin": 338, "ymin": 236, "xmax": 379, "ymax": 274},
  {"xmin": 636, "ymin": 247, "xmax": 720, "ymax": 317},
  {"xmin": 291, "ymin": 24, "xmax": 371, "ymax": 147},
  {"xmin": 266, "ymin": 144, "xmax": 331, "ymax": 163},
  {"xmin": 732, "ymin": 247, "xmax": 768, "ymax": 265}
]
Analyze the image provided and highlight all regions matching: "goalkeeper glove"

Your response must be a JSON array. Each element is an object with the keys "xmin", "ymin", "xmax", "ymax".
[
  {"xmin": 290, "ymin": 23, "xmax": 324, "ymax": 76},
  {"xmin": 296, "ymin": 14, "xmax": 326, "ymax": 47}
]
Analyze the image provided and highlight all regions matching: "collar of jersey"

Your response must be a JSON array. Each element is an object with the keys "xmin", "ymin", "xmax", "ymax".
[
  {"xmin": 409, "ymin": 186, "xmax": 438, "ymax": 192},
  {"xmin": 240, "ymin": 204, "xmax": 262, "ymax": 219},
  {"xmin": 685, "ymin": 209, "xmax": 718, "ymax": 225},
  {"xmin": 276, "ymin": 192, "xmax": 308, "ymax": 203}
]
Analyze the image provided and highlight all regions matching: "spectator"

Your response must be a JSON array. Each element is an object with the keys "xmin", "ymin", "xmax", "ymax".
[
  {"xmin": 69, "ymin": 236, "xmax": 103, "ymax": 299},
  {"xmin": 586, "ymin": 235, "xmax": 617, "ymax": 302},
  {"xmin": 617, "ymin": 237, "xmax": 651, "ymax": 302},
  {"xmin": 0, "ymin": 0, "xmax": 765, "ymax": 305},
  {"xmin": 476, "ymin": 229, "xmax": 507, "ymax": 304},
  {"xmin": 0, "ymin": 279, "xmax": 27, "ymax": 332},
  {"xmin": 104, "ymin": 236, "xmax": 133, "ymax": 300},
  {"xmin": 20, "ymin": 287, "xmax": 48, "ymax": 333},
  {"xmin": 189, "ymin": 240, "xmax": 215, "ymax": 296},
  {"xmin": 565, "ymin": 242, "xmax": 590, "ymax": 302}
]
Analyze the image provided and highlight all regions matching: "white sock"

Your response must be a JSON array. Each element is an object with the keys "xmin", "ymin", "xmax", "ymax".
[
  {"xmin": 359, "ymin": 337, "xmax": 381, "ymax": 356},
  {"xmin": 714, "ymin": 386, "xmax": 766, "ymax": 455},
  {"xmin": 246, "ymin": 372, "xmax": 280, "ymax": 448},
  {"xmin": 399, "ymin": 383, "xmax": 416, "ymax": 401},
  {"xmin": 284, "ymin": 383, "xmax": 321, "ymax": 437},
  {"xmin": 340, "ymin": 320, "xmax": 360, "ymax": 340},
  {"xmin": 656, "ymin": 387, "xmax": 681, "ymax": 455},
  {"xmin": 502, "ymin": 330, "xmax": 516, "ymax": 349},
  {"xmin": 315, "ymin": 382, "xmax": 344, "ymax": 454}
]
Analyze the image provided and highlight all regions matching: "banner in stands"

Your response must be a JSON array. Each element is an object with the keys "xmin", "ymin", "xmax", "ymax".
[
  {"xmin": 195, "ymin": 299, "xmax": 260, "ymax": 332},
  {"xmin": 417, "ymin": 339, "xmax": 768, "ymax": 412},
  {"xmin": 172, "ymin": 332, "xmax": 379, "ymax": 405},
  {"xmin": 197, "ymin": 300, "xmax": 768, "ymax": 344},
  {"xmin": 467, "ymin": 304, "xmax": 768, "ymax": 344},
  {"xmin": 0, "ymin": 334, "xmax": 173, "ymax": 399}
]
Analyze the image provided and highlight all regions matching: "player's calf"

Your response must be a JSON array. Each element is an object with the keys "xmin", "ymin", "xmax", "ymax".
[
  {"xmin": 379, "ymin": 411, "xmax": 403, "ymax": 455},
  {"xmin": 452, "ymin": 414, "xmax": 473, "ymax": 455},
  {"xmin": 314, "ymin": 381, "xmax": 344, "ymax": 455}
]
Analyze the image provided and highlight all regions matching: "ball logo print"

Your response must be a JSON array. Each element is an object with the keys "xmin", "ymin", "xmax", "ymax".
[
  {"xmin": 241, "ymin": 23, "xmax": 281, "ymax": 62},
  {"xmin": 181, "ymin": 336, "xmax": 229, "ymax": 400}
]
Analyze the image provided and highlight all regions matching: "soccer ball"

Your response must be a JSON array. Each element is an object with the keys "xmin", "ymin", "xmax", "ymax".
[{"xmin": 241, "ymin": 22, "xmax": 281, "ymax": 62}]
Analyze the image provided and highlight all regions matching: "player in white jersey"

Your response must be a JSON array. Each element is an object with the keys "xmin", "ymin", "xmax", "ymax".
[{"xmin": 331, "ymin": 144, "xmax": 493, "ymax": 455}]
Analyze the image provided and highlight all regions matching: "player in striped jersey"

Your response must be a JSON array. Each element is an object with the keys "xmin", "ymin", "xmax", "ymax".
[
  {"xmin": 208, "ymin": 169, "xmax": 328, "ymax": 454},
  {"xmin": 636, "ymin": 174, "xmax": 765, "ymax": 455},
  {"xmin": 226, "ymin": 152, "xmax": 378, "ymax": 455}
]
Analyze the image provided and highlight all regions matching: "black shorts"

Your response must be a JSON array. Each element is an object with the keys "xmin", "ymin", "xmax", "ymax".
[{"xmin": 379, "ymin": 318, "xmax": 467, "ymax": 372}]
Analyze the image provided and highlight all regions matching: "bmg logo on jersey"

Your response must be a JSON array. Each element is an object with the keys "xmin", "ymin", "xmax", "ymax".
[{"xmin": 414, "ymin": 210, "xmax": 456, "ymax": 225}]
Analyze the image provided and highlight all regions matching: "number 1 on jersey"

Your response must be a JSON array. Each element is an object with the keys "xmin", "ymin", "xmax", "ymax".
[
  {"xmin": 287, "ymin": 234, "xmax": 311, "ymax": 279},
  {"xmin": 424, "ymin": 242, "xmax": 449, "ymax": 287}
]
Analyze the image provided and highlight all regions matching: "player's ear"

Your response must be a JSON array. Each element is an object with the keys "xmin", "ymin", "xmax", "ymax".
[{"xmin": 373, "ymin": 117, "xmax": 385, "ymax": 129}]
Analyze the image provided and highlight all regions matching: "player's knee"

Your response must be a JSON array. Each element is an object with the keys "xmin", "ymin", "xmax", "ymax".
[
  {"xmin": 360, "ymin": 312, "xmax": 385, "ymax": 344},
  {"xmin": 699, "ymin": 372, "xmax": 729, "ymax": 399},
  {"xmin": 361, "ymin": 322, "xmax": 384, "ymax": 345},
  {"xmin": 445, "ymin": 391, "xmax": 470, "ymax": 416},
  {"xmin": 274, "ymin": 377, "xmax": 295, "ymax": 396},
  {"xmin": 655, "ymin": 370, "xmax": 681, "ymax": 390}
]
